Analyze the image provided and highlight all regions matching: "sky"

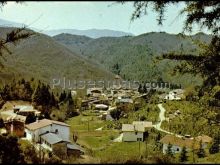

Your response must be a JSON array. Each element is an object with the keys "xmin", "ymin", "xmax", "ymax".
[{"xmin": 0, "ymin": 1, "xmax": 210, "ymax": 35}]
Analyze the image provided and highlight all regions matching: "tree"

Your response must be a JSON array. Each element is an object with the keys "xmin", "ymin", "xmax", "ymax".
[
  {"xmin": 110, "ymin": 109, "xmax": 122, "ymax": 120},
  {"xmin": 112, "ymin": 63, "xmax": 121, "ymax": 75},
  {"xmin": 49, "ymin": 92, "xmax": 58, "ymax": 108},
  {"xmin": 0, "ymin": 2, "xmax": 34, "ymax": 68},
  {"xmin": 59, "ymin": 91, "xmax": 66, "ymax": 103},
  {"xmin": 140, "ymin": 115, "xmax": 146, "ymax": 121},
  {"xmin": 166, "ymin": 143, "xmax": 174, "ymax": 157},
  {"xmin": 0, "ymin": 135, "xmax": 25, "ymax": 164},
  {"xmin": 120, "ymin": 1, "xmax": 220, "ymax": 104},
  {"xmin": 209, "ymin": 133, "xmax": 220, "ymax": 154},
  {"xmin": 179, "ymin": 146, "xmax": 188, "ymax": 162},
  {"xmin": 120, "ymin": 1, "xmax": 220, "ymax": 35},
  {"xmin": 20, "ymin": 140, "xmax": 40, "ymax": 164},
  {"xmin": 25, "ymin": 113, "xmax": 36, "ymax": 124},
  {"xmin": 197, "ymin": 140, "xmax": 206, "ymax": 158},
  {"xmin": 23, "ymin": 81, "xmax": 33, "ymax": 101},
  {"xmin": 143, "ymin": 83, "xmax": 147, "ymax": 93},
  {"xmin": 32, "ymin": 84, "xmax": 41, "ymax": 105},
  {"xmin": 66, "ymin": 91, "xmax": 77, "ymax": 118},
  {"xmin": 0, "ymin": 118, "xmax": 4, "ymax": 128},
  {"xmin": 138, "ymin": 84, "xmax": 143, "ymax": 93}
]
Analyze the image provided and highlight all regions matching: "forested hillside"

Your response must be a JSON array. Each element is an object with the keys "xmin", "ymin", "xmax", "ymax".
[
  {"xmin": 54, "ymin": 32, "xmax": 212, "ymax": 87},
  {"xmin": 0, "ymin": 27, "xmax": 115, "ymax": 86}
]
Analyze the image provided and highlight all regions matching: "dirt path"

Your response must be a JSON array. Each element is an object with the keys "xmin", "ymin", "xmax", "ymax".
[{"xmin": 153, "ymin": 104, "xmax": 183, "ymax": 138}]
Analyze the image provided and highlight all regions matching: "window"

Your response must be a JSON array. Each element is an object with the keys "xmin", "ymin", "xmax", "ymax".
[
  {"xmin": 55, "ymin": 129, "xmax": 58, "ymax": 133},
  {"xmin": 176, "ymin": 148, "xmax": 179, "ymax": 151},
  {"xmin": 137, "ymin": 138, "xmax": 142, "ymax": 141}
]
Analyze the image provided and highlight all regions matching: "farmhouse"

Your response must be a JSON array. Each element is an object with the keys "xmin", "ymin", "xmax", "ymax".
[
  {"xmin": 13, "ymin": 105, "xmax": 41, "ymax": 116},
  {"xmin": 164, "ymin": 89, "xmax": 185, "ymax": 101},
  {"xmin": 116, "ymin": 97, "xmax": 134, "ymax": 112},
  {"xmin": 160, "ymin": 135, "xmax": 200, "ymax": 154},
  {"xmin": 195, "ymin": 135, "xmax": 213, "ymax": 148},
  {"xmin": 87, "ymin": 88, "xmax": 103, "ymax": 97},
  {"xmin": 25, "ymin": 119, "xmax": 70, "ymax": 143},
  {"xmin": 4, "ymin": 115, "xmax": 26, "ymax": 137},
  {"xmin": 122, "ymin": 121, "xmax": 153, "ymax": 142},
  {"xmin": 0, "ymin": 110, "xmax": 27, "ymax": 137}
]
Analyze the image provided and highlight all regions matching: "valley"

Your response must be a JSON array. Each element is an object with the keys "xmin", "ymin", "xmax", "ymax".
[{"xmin": 0, "ymin": 1, "xmax": 219, "ymax": 164}]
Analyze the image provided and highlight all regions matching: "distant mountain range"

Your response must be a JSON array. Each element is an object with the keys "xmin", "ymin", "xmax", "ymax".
[
  {"xmin": 0, "ymin": 18, "xmax": 213, "ymax": 88},
  {"xmin": 43, "ymin": 29, "xmax": 134, "ymax": 38},
  {"xmin": 0, "ymin": 18, "xmax": 25, "ymax": 28},
  {"xmin": 53, "ymin": 32, "xmax": 213, "ymax": 87},
  {"xmin": 0, "ymin": 18, "xmax": 134, "ymax": 38},
  {"xmin": 0, "ymin": 27, "xmax": 115, "ymax": 86}
]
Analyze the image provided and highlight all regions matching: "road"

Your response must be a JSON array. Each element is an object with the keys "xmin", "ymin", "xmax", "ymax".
[{"xmin": 153, "ymin": 104, "xmax": 183, "ymax": 138}]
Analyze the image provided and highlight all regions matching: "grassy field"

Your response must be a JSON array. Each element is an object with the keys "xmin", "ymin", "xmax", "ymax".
[
  {"xmin": 171, "ymin": 148, "xmax": 220, "ymax": 164},
  {"xmin": 65, "ymin": 109, "xmax": 162, "ymax": 163}
]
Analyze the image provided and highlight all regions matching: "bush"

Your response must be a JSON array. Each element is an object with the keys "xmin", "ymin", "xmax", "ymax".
[
  {"xmin": 0, "ymin": 118, "xmax": 4, "ymax": 128},
  {"xmin": 140, "ymin": 115, "xmax": 146, "ymax": 121},
  {"xmin": 110, "ymin": 109, "xmax": 122, "ymax": 120}
]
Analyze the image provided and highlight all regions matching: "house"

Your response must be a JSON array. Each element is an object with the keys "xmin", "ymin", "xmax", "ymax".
[
  {"xmin": 25, "ymin": 119, "xmax": 70, "ymax": 144},
  {"xmin": 4, "ymin": 115, "xmax": 27, "ymax": 137},
  {"xmin": 71, "ymin": 90, "xmax": 77, "ymax": 97},
  {"xmin": 67, "ymin": 143, "xmax": 85, "ymax": 157},
  {"xmin": 25, "ymin": 118, "xmax": 84, "ymax": 157},
  {"xmin": 116, "ymin": 97, "xmax": 134, "ymax": 112},
  {"xmin": 80, "ymin": 98, "xmax": 97, "ymax": 110},
  {"xmin": 195, "ymin": 135, "xmax": 213, "ymax": 148},
  {"xmin": 13, "ymin": 105, "xmax": 41, "ymax": 116},
  {"xmin": 160, "ymin": 135, "xmax": 200, "ymax": 154},
  {"xmin": 164, "ymin": 89, "xmax": 185, "ymax": 101},
  {"xmin": 122, "ymin": 121, "xmax": 153, "ymax": 142},
  {"xmin": 0, "ymin": 110, "xmax": 27, "ymax": 137},
  {"xmin": 95, "ymin": 104, "xmax": 108, "ymax": 111},
  {"xmin": 87, "ymin": 88, "xmax": 102, "ymax": 97}
]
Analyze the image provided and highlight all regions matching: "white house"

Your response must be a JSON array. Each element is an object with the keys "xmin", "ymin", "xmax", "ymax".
[
  {"xmin": 71, "ymin": 90, "xmax": 77, "ymax": 97},
  {"xmin": 25, "ymin": 119, "xmax": 70, "ymax": 151},
  {"xmin": 164, "ymin": 89, "xmax": 185, "ymax": 101},
  {"xmin": 87, "ymin": 88, "xmax": 102, "ymax": 97},
  {"xmin": 122, "ymin": 121, "xmax": 153, "ymax": 142},
  {"xmin": 160, "ymin": 135, "xmax": 200, "ymax": 154}
]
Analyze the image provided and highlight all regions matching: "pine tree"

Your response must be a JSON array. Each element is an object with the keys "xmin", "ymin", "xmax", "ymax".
[
  {"xmin": 59, "ymin": 91, "xmax": 66, "ymax": 103},
  {"xmin": 0, "ymin": 135, "xmax": 25, "ymax": 163},
  {"xmin": 143, "ymin": 83, "xmax": 147, "ymax": 93},
  {"xmin": 24, "ymin": 81, "xmax": 33, "ymax": 101},
  {"xmin": 49, "ymin": 92, "xmax": 57, "ymax": 107},
  {"xmin": 209, "ymin": 133, "xmax": 220, "ymax": 154},
  {"xmin": 66, "ymin": 91, "xmax": 76, "ymax": 118},
  {"xmin": 197, "ymin": 140, "xmax": 206, "ymax": 158},
  {"xmin": 166, "ymin": 143, "xmax": 174, "ymax": 157},
  {"xmin": 138, "ymin": 84, "xmax": 143, "ymax": 93},
  {"xmin": 179, "ymin": 146, "xmax": 188, "ymax": 162},
  {"xmin": 32, "ymin": 84, "xmax": 41, "ymax": 105}
]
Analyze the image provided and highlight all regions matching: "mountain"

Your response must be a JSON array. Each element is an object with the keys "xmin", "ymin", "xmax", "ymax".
[
  {"xmin": 53, "ymin": 32, "xmax": 213, "ymax": 87},
  {"xmin": 0, "ymin": 27, "xmax": 115, "ymax": 87},
  {"xmin": 0, "ymin": 18, "xmax": 25, "ymax": 28},
  {"xmin": 43, "ymin": 28, "xmax": 134, "ymax": 38}
]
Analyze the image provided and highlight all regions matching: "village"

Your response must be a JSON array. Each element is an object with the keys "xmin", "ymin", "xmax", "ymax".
[{"xmin": 0, "ymin": 75, "xmax": 218, "ymax": 164}]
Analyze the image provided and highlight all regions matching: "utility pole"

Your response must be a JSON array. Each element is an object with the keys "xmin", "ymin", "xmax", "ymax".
[
  {"xmin": 139, "ymin": 139, "xmax": 141, "ymax": 156},
  {"xmin": 39, "ymin": 137, "xmax": 41, "ymax": 163},
  {"xmin": 88, "ymin": 119, "xmax": 90, "ymax": 131},
  {"xmin": 137, "ymin": 138, "xmax": 141, "ymax": 158}
]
